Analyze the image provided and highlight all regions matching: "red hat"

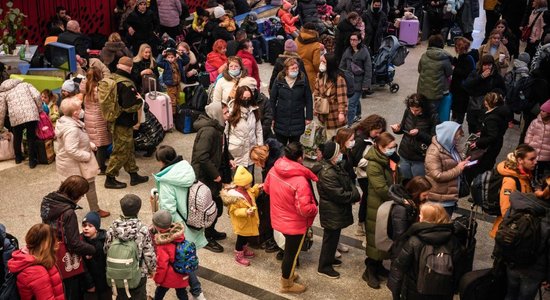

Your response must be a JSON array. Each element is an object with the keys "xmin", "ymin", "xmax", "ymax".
[{"xmin": 541, "ymin": 99, "xmax": 550, "ymax": 113}]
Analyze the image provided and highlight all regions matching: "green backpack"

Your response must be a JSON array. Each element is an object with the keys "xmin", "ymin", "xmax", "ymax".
[
  {"xmin": 106, "ymin": 238, "xmax": 141, "ymax": 298},
  {"xmin": 97, "ymin": 73, "xmax": 133, "ymax": 123}
]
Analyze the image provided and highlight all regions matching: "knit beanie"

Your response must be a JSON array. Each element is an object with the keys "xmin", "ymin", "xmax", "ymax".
[
  {"xmin": 82, "ymin": 211, "xmax": 101, "ymax": 231},
  {"xmin": 322, "ymin": 141, "xmax": 340, "ymax": 161},
  {"xmin": 233, "ymin": 165, "xmax": 253, "ymax": 186},
  {"xmin": 284, "ymin": 39, "xmax": 298, "ymax": 52},
  {"xmin": 213, "ymin": 6, "xmax": 226, "ymax": 19},
  {"xmin": 152, "ymin": 210, "xmax": 172, "ymax": 230},
  {"xmin": 541, "ymin": 99, "xmax": 550, "ymax": 113},
  {"xmin": 283, "ymin": 0, "xmax": 292, "ymax": 11},
  {"xmin": 120, "ymin": 194, "xmax": 142, "ymax": 217},
  {"xmin": 61, "ymin": 80, "xmax": 76, "ymax": 93},
  {"xmin": 517, "ymin": 52, "xmax": 530, "ymax": 65}
]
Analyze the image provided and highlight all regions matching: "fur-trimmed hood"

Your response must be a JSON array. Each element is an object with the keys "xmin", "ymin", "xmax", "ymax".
[
  {"xmin": 154, "ymin": 222, "xmax": 185, "ymax": 245},
  {"xmin": 220, "ymin": 186, "xmax": 247, "ymax": 206},
  {"xmin": 297, "ymin": 28, "xmax": 319, "ymax": 44}
]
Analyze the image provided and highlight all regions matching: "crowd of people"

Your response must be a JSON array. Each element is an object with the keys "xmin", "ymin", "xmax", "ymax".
[{"xmin": 2, "ymin": 0, "xmax": 550, "ymax": 299}]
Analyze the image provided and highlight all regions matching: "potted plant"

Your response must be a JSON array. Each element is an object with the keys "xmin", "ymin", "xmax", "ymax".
[{"xmin": 0, "ymin": 1, "xmax": 27, "ymax": 55}]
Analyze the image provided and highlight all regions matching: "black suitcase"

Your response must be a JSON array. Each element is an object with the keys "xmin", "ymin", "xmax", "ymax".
[
  {"xmin": 268, "ymin": 38, "xmax": 285, "ymax": 65},
  {"xmin": 459, "ymin": 268, "xmax": 506, "ymax": 300},
  {"xmin": 36, "ymin": 139, "xmax": 55, "ymax": 164}
]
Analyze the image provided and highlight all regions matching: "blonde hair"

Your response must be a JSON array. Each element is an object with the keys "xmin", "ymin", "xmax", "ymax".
[
  {"xmin": 26, "ymin": 223, "xmax": 57, "ymax": 269},
  {"xmin": 108, "ymin": 32, "xmax": 122, "ymax": 42},
  {"xmin": 60, "ymin": 96, "xmax": 82, "ymax": 116},
  {"xmin": 483, "ymin": 92, "xmax": 504, "ymax": 109},
  {"xmin": 250, "ymin": 145, "xmax": 269, "ymax": 168},
  {"xmin": 504, "ymin": 144, "xmax": 536, "ymax": 172},
  {"xmin": 420, "ymin": 202, "xmax": 450, "ymax": 224},
  {"xmin": 133, "ymin": 43, "xmax": 156, "ymax": 69}
]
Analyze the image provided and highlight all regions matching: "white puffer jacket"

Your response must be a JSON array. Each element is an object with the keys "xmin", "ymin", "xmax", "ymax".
[
  {"xmin": 0, "ymin": 79, "xmax": 41, "ymax": 128},
  {"xmin": 226, "ymin": 103, "xmax": 263, "ymax": 167},
  {"xmin": 525, "ymin": 115, "xmax": 550, "ymax": 162}
]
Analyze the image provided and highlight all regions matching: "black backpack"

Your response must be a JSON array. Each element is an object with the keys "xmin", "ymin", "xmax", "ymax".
[
  {"xmin": 505, "ymin": 75, "xmax": 536, "ymax": 113},
  {"xmin": 417, "ymin": 242, "xmax": 455, "ymax": 296},
  {"xmin": 494, "ymin": 208, "xmax": 542, "ymax": 268},
  {"xmin": 0, "ymin": 233, "xmax": 19, "ymax": 286},
  {"xmin": 470, "ymin": 168, "xmax": 520, "ymax": 216},
  {"xmin": 0, "ymin": 272, "xmax": 20, "ymax": 300}
]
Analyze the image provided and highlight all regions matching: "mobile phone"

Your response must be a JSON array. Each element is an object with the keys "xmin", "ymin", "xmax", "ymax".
[{"xmin": 466, "ymin": 160, "xmax": 478, "ymax": 167}]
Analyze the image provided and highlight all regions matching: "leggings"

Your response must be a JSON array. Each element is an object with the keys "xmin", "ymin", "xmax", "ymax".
[
  {"xmin": 357, "ymin": 178, "xmax": 369, "ymax": 223},
  {"xmin": 95, "ymin": 145, "xmax": 109, "ymax": 173},
  {"xmin": 235, "ymin": 235, "xmax": 251, "ymax": 251},
  {"xmin": 281, "ymin": 234, "xmax": 305, "ymax": 279}
]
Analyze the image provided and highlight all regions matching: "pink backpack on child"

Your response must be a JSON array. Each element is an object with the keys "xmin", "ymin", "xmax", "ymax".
[{"xmin": 36, "ymin": 111, "xmax": 55, "ymax": 140}]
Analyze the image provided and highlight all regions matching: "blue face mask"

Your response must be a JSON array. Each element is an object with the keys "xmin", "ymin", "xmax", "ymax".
[
  {"xmin": 336, "ymin": 153, "xmax": 343, "ymax": 162},
  {"xmin": 288, "ymin": 71, "xmax": 299, "ymax": 78},
  {"xmin": 384, "ymin": 148, "xmax": 396, "ymax": 157},
  {"xmin": 229, "ymin": 68, "xmax": 241, "ymax": 77}
]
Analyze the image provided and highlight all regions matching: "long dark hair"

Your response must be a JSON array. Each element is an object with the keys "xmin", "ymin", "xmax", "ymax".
[
  {"xmin": 324, "ymin": 53, "xmax": 340, "ymax": 83},
  {"xmin": 228, "ymin": 86, "xmax": 260, "ymax": 127},
  {"xmin": 405, "ymin": 176, "xmax": 432, "ymax": 206}
]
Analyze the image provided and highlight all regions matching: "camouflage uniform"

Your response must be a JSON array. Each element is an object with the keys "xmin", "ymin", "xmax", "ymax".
[{"xmin": 106, "ymin": 125, "xmax": 139, "ymax": 177}]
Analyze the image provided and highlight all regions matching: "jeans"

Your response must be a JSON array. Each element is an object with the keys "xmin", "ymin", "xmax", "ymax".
[
  {"xmin": 505, "ymin": 268, "xmax": 541, "ymax": 300},
  {"xmin": 347, "ymin": 92, "xmax": 361, "ymax": 126},
  {"xmin": 398, "ymin": 157, "xmax": 426, "ymax": 180},
  {"xmin": 251, "ymin": 37, "xmax": 267, "ymax": 59},
  {"xmin": 282, "ymin": 234, "xmax": 305, "ymax": 279},
  {"xmin": 275, "ymin": 133, "xmax": 300, "ymax": 145},
  {"xmin": 154, "ymin": 286, "xmax": 188, "ymax": 300},
  {"xmin": 188, "ymin": 271, "xmax": 202, "ymax": 297},
  {"xmin": 318, "ymin": 228, "xmax": 341, "ymax": 272}
]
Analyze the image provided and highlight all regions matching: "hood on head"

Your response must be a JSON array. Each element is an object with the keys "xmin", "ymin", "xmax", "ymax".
[
  {"xmin": 513, "ymin": 59, "xmax": 530, "ymax": 74},
  {"xmin": 435, "ymin": 121, "xmax": 461, "ymax": 154},
  {"xmin": 369, "ymin": 0, "xmax": 383, "ymax": 12},
  {"xmin": 271, "ymin": 157, "xmax": 318, "ymax": 182},
  {"xmin": 297, "ymin": 28, "xmax": 319, "ymax": 44},
  {"xmin": 426, "ymin": 48, "xmax": 452, "ymax": 61},
  {"xmin": 204, "ymin": 101, "xmax": 225, "ymax": 127},
  {"xmin": 0, "ymin": 79, "xmax": 22, "ymax": 93},
  {"xmin": 388, "ymin": 184, "xmax": 411, "ymax": 205},
  {"xmin": 410, "ymin": 222, "xmax": 454, "ymax": 245},
  {"xmin": 154, "ymin": 160, "xmax": 196, "ymax": 188},
  {"xmin": 194, "ymin": 113, "xmax": 224, "ymax": 131}
]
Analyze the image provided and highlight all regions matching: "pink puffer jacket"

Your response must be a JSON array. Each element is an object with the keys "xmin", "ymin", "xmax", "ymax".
[
  {"xmin": 525, "ymin": 115, "xmax": 550, "ymax": 162},
  {"xmin": 83, "ymin": 87, "xmax": 111, "ymax": 147}
]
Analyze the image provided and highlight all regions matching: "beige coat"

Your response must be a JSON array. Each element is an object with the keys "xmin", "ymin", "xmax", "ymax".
[
  {"xmin": 54, "ymin": 115, "xmax": 99, "ymax": 181},
  {"xmin": 0, "ymin": 79, "xmax": 41, "ymax": 128},
  {"xmin": 478, "ymin": 43, "xmax": 510, "ymax": 76},
  {"xmin": 424, "ymin": 136, "xmax": 462, "ymax": 202}
]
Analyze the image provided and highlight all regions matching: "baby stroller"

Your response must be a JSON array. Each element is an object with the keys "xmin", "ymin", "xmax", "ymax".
[{"xmin": 372, "ymin": 35, "xmax": 409, "ymax": 93}]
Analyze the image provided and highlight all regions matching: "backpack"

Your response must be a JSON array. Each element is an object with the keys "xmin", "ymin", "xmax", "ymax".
[
  {"xmin": 338, "ymin": 70, "xmax": 354, "ymax": 97},
  {"xmin": 417, "ymin": 242, "xmax": 455, "ymax": 296},
  {"xmin": 470, "ymin": 168, "xmax": 520, "ymax": 216},
  {"xmin": 354, "ymin": 139, "xmax": 374, "ymax": 178},
  {"xmin": 374, "ymin": 201, "xmax": 395, "ymax": 252},
  {"xmin": 0, "ymin": 232, "xmax": 19, "ymax": 286},
  {"xmin": 180, "ymin": 181, "xmax": 217, "ymax": 230},
  {"xmin": 173, "ymin": 239, "xmax": 199, "ymax": 274},
  {"xmin": 494, "ymin": 208, "xmax": 541, "ymax": 267},
  {"xmin": 505, "ymin": 75, "xmax": 536, "ymax": 113},
  {"xmin": 97, "ymin": 74, "xmax": 133, "ymax": 123},
  {"xmin": 106, "ymin": 238, "xmax": 142, "ymax": 298},
  {"xmin": 0, "ymin": 272, "xmax": 20, "ymax": 300},
  {"xmin": 36, "ymin": 112, "xmax": 55, "ymax": 140}
]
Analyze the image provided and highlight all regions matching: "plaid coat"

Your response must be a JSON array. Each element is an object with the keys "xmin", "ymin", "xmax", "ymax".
[{"xmin": 315, "ymin": 74, "xmax": 348, "ymax": 129}]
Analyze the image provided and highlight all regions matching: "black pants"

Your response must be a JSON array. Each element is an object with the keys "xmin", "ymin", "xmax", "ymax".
[
  {"xmin": 257, "ymin": 193, "xmax": 274, "ymax": 243},
  {"xmin": 275, "ymin": 133, "xmax": 300, "ymax": 146},
  {"xmin": 484, "ymin": 10, "xmax": 501, "ymax": 42},
  {"xmin": 154, "ymin": 286, "xmax": 188, "ymax": 300},
  {"xmin": 281, "ymin": 234, "xmax": 305, "ymax": 279},
  {"xmin": 466, "ymin": 109, "xmax": 482, "ymax": 134},
  {"xmin": 95, "ymin": 145, "xmax": 109, "ymax": 173},
  {"xmin": 12, "ymin": 121, "xmax": 37, "ymax": 163},
  {"xmin": 115, "ymin": 276, "xmax": 147, "ymax": 300},
  {"xmin": 318, "ymin": 228, "xmax": 341, "ymax": 272},
  {"xmin": 235, "ymin": 235, "xmax": 251, "ymax": 251},
  {"xmin": 63, "ymin": 275, "xmax": 84, "ymax": 300},
  {"xmin": 357, "ymin": 178, "xmax": 369, "ymax": 223},
  {"xmin": 204, "ymin": 180, "xmax": 223, "ymax": 239}
]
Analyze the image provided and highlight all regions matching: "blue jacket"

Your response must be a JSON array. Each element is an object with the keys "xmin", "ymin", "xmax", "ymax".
[{"xmin": 157, "ymin": 54, "xmax": 190, "ymax": 86}]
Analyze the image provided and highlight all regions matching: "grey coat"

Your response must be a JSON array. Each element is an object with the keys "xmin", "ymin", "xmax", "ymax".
[{"xmin": 339, "ymin": 45, "xmax": 372, "ymax": 92}]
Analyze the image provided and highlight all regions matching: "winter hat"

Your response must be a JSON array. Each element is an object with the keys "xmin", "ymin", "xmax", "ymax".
[
  {"xmin": 82, "ymin": 211, "xmax": 101, "ymax": 230},
  {"xmin": 120, "ymin": 194, "xmax": 142, "ymax": 217},
  {"xmin": 517, "ymin": 52, "xmax": 530, "ymax": 65},
  {"xmin": 152, "ymin": 210, "xmax": 172, "ymax": 230},
  {"xmin": 284, "ymin": 39, "xmax": 298, "ymax": 52},
  {"xmin": 213, "ymin": 6, "xmax": 226, "ymax": 19},
  {"xmin": 61, "ymin": 80, "xmax": 76, "ymax": 93},
  {"xmin": 118, "ymin": 56, "xmax": 133, "ymax": 68},
  {"xmin": 136, "ymin": 0, "xmax": 147, "ymax": 5},
  {"xmin": 283, "ymin": 0, "xmax": 292, "ymax": 11},
  {"xmin": 238, "ymin": 76, "xmax": 258, "ymax": 91},
  {"xmin": 322, "ymin": 141, "xmax": 340, "ymax": 161},
  {"xmin": 233, "ymin": 165, "xmax": 253, "ymax": 186},
  {"xmin": 541, "ymin": 99, "xmax": 550, "ymax": 113},
  {"xmin": 248, "ymin": 12, "xmax": 258, "ymax": 21}
]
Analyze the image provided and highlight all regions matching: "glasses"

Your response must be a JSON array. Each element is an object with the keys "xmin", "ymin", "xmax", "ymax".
[{"xmin": 350, "ymin": 38, "xmax": 359, "ymax": 41}]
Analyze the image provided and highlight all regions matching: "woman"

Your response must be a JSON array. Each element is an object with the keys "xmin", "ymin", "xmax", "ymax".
[
  {"xmin": 206, "ymin": 39, "xmax": 228, "ymax": 83},
  {"xmin": 494, "ymin": 19, "xmax": 519, "ymax": 59},
  {"xmin": 40, "ymin": 175, "xmax": 96, "ymax": 300},
  {"xmin": 391, "ymin": 94, "xmax": 438, "ymax": 182},
  {"xmin": 450, "ymin": 37, "xmax": 476, "ymax": 125},
  {"xmin": 83, "ymin": 67, "xmax": 112, "ymax": 176},
  {"xmin": 270, "ymin": 58, "xmax": 313, "ymax": 145},
  {"xmin": 335, "ymin": 12, "xmax": 361, "ymax": 59},
  {"xmin": 335, "ymin": 128, "xmax": 356, "ymax": 180},
  {"xmin": 0, "ymin": 79, "xmax": 41, "ymax": 168},
  {"xmin": 388, "ymin": 202, "xmax": 463, "ymax": 300},
  {"xmin": 100, "ymin": 32, "xmax": 133, "ymax": 73},
  {"xmin": 177, "ymin": 42, "xmax": 200, "ymax": 82},
  {"xmin": 212, "ymin": 56, "xmax": 248, "ymax": 103},
  {"xmin": 269, "ymin": 40, "xmax": 306, "ymax": 91},
  {"xmin": 478, "ymin": 30, "xmax": 510, "ymax": 76},
  {"xmin": 351, "ymin": 114, "xmax": 387, "ymax": 237},
  {"xmin": 7, "ymin": 223, "xmax": 64, "ymax": 300},
  {"xmin": 364, "ymin": 132, "xmax": 398, "ymax": 289},
  {"xmin": 490, "ymin": 144, "xmax": 537, "ymax": 238},
  {"xmin": 524, "ymin": 0, "xmax": 548, "ymax": 58},
  {"xmin": 55, "ymin": 97, "xmax": 110, "ymax": 218},
  {"xmin": 296, "ymin": 23, "xmax": 322, "ymax": 91},
  {"xmin": 131, "ymin": 43, "xmax": 160, "ymax": 94},
  {"xmin": 315, "ymin": 141, "xmax": 360, "ymax": 279},
  {"xmin": 463, "ymin": 54, "xmax": 506, "ymax": 134},
  {"xmin": 226, "ymin": 86, "xmax": 263, "ymax": 172},
  {"xmin": 315, "ymin": 53, "xmax": 348, "ymax": 140},
  {"xmin": 464, "ymin": 93, "xmax": 511, "ymax": 184},
  {"xmin": 339, "ymin": 32, "xmax": 372, "ymax": 126},
  {"xmin": 124, "ymin": 0, "xmax": 160, "ymax": 55}
]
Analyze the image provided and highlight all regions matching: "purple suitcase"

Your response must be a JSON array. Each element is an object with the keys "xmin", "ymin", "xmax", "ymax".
[
  {"xmin": 145, "ymin": 78, "xmax": 174, "ymax": 131},
  {"xmin": 399, "ymin": 19, "xmax": 420, "ymax": 46}
]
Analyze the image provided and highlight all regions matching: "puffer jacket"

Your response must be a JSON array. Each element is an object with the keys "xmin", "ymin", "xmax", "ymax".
[
  {"xmin": 83, "ymin": 87, "xmax": 111, "ymax": 147},
  {"xmin": 55, "ymin": 115, "xmax": 99, "ymax": 181},
  {"xmin": 154, "ymin": 158, "xmax": 208, "ymax": 249},
  {"xmin": 191, "ymin": 115, "xmax": 224, "ymax": 182},
  {"xmin": 296, "ymin": 28, "xmax": 322, "ymax": 90},
  {"xmin": 315, "ymin": 160, "xmax": 360, "ymax": 230},
  {"xmin": 417, "ymin": 47, "xmax": 453, "ymax": 101},
  {"xmin": 475, "ymin": 105, "xmax": 511, "ymax": 172},
  {"xmin": 394, "ymin": 108, "xmax": 438, "ymax": 162},
  {"xmin": 100, "ymin": 41, "xmax": 133, "ymax": 72},
  {"xmin": 278, "ymin": 8, "xmax": 299, "ymax": 34},
  {"xmin": 269, "ymin": 52, "xmax": 307, "ymax": 90},
  {"xmin": 478, "ymin": 42, "xmax": 510, "ymax": 76},
  {"xmin": 7, "ymin": 248, "xmax": 65, "ymax": 300},
  {"xmin": 40, "ymin": 192, "xmax": 96, "ymax": 256},
  {"xmin": 226, "ymin": 104, "xmax": 263, "ymax": 167},
  {"xmin": 81, "ymin": 230, "xmax": 109, "ymax": 293},
  {"xmin": 339, "ymin": 44, "xmax": 372, "ymax": 91},
  {"xmin": 221, "ymin": 185, "xmax": 261, "ymax": 236},
  {"xmin": 212, "ymin": 73, "xmax": 249, "ymax": 104},
  {"xmin": 525, "ymin": 115, "xmax": 550, "ymax": 162},
  {"xmin": 388, "ymin": 184, "xmax": 419, "ymax": 259},
  {"xmin": 157, "ymin": 0, "xmax": 182, "ymax": 27},
  {"xmin": 425, "ymin": 136, "xmax": 462, "ymax": 202},
  {"xmin": 264, "ymin": 157, "xmax": 319, "ymax": 235},
  {"xmin": 0, "ymin": 79, "xmax": 41, "ymax": 128},
  {"xmin": 270, "ymin": 71, "xmax": 313, "ymax": 137},
  {"xmin": 104, "ymin": 217, "xmax": 157, "ymax": 277},
  {"xmin": 152, "ymin": 223, "xmax": 189, "ymax": 288}
]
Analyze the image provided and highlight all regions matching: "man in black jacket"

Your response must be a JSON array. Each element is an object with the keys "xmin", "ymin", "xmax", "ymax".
[{"xmin": 57, "ymin": 20, "xmax": 91, "ymax": 58}]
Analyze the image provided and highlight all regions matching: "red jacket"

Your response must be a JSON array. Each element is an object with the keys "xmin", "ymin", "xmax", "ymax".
[
  {"xmin": 278, "ymin": 9, "xmax": 299, "ymax": 34},
  {"xmin": 236, "ymin": 50, "xmax": 261, "ymax": 90},
  {"xmin": 206, "ymin": 51, "xmax": 228, "ymax": 83},
  {"xmin": 7, "ymin": 248, "xmax": 65, "ymax": 300},
  {"xmin": 153, "ymin": 223, "xmax": 189, "ymax": 289},
  {"xmin": 264, "ymin": 157, "xmax": 318, "ymax": 235}
]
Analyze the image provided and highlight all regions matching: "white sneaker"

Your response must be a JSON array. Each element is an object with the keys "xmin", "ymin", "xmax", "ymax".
[
  {"xmin": 334, "ymin": 250, "xmax": 342, "ymax": 258},
  {"xmin": 193, "ymin": 293, "xmax": 206, "ymax": 300},
  {"xmin": 337, "ymin": 243, "xmax": 349, "ymax": 253}
]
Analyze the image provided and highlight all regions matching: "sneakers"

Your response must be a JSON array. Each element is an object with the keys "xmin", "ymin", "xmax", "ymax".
[
  {"xmin": 332, "ymin": 259, "xmax": 342, "ymax": 267},
  {"xmin": 234, "ymin": 250, "xmax": 250, "ymax": 266},
  {"xmin": 192, "ymin": 293, "xmax": 206, "ymax": 300},
  {"xmin": 355, "ymin": 222, "xmax": 365, "ymax": 236},
  {"xmin": 129, "ymin": 172, "xmax": 149, "ymax": 186},
  {"xmin": 337, "ymin": 243, "xmax": 349, "ymax": 253},
  {"xmin": 243, "ymin": 245, "xmax": 255, "ymax": 258},
  {"xmin": 105, "ymin": 176, "xmax": 127, "ymax": 189},
  {"xmin": 317, "ymin": 269, "xmax": 340, "ymax": 279},
  {"xmin": 204, "ymin": 238, "xmax": 224, "ymax": 253},
  {"xmin": 97, "ymin": 209, "xmax": 111, "ymax": 218},
  {"xmin": 352, "ymin": 116, "xmax": 362, "ymax": 124}
]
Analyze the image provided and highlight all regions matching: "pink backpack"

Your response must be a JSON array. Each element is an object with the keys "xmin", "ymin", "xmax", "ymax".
[{"xmin": 36, "ymin": 111, "xmax": 55, "ymax": 140}]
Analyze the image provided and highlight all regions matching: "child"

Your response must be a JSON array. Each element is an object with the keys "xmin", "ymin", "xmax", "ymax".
[
  {"xmin": 104, "ymin": 194, "xmax": 157, "ymax": 299},
  {"xmin": 81, "ymin": 211, "xmax": 112, "ymax": 300},
  {"xmin": 278, "ymin": 1, "xmax": 300, "ymax": 38},
  {"xmin": 221, "ymin": 166, "xmax": 261, "ymax": 266},
  {"xmin": 241, "ymin": 12, "xmax": 267, "ymax": 63},
  {"xmin": 219, "ymin": 11, "xmax": 237, "ymax": 33},
  {"xmin": 40, "ymin": 89, "xmax": 60, "ymax": 126},
  {"xmin": 157, "ymin": 48, "xmax": 189, "ymax": 114},
  {"xmin": 151, "ymin": 210, "xmax": 189, "ymax": 300}
]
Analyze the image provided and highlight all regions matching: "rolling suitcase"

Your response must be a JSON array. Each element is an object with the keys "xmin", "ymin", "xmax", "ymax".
[
  {"xmin": 399, "ymin": 19, "xmax": 420, "ymax": 46},
  {"xmin": 459, "ymin": 268, "xmax": 506, "ymax": 300},
  {"xmin": 36, "ymin": 139, "xmax": 55, "ymax": 164},
  {"xmin": 145, "ymin": 77, "xmax": 174, "ymax": 131}
]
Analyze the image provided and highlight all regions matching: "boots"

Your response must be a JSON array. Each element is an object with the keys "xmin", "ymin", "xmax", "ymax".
[
  {"xmin": 280, "ymin": 277, "xmax": 306, "ymax": 294},
  {"xmin": 105, "ymin": 176, "xmax": 127, "ymax": 189},
  {"xmin": 362, "ymin": 259, "xmax": 380, "ymax": 289},
  {"xmin": 290, "ymin": 273, "xmax": 299, "ymax": 282},
  {"xmin": 355, "ymin": 222, "xmax": 365, "ymax": 236},
  {"xmin": 130, "ymin": 172, "xmax": 149, "ymax": 186},
  {"xmin": 376, "ymin": 261, "xmax": 390, "ymax": 279},
  {"xmin": 242, "ymin": 245, "xmax": 255, "ymax": 258},
  {"xmin": 234, "ymin": 250, "xmax": 250, "ymax": 266}
]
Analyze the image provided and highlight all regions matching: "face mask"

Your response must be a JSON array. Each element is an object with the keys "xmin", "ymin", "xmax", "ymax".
[
  {"xmin": 336, "ymin": 153, "xmax": 343, "ymax": 162},
  {"xmin": 319, "ymin": 63, "xmax": 327, "ymax": 73},
  {"xmin": 78, "ymin": 109, "xmax": 85, "ymax": 119},
  {"xmin": 346, "ymin": 140, "xmax": 355, "ymax": 149},
  {"xmin": 384, "ymin": 147, "xmax": 396, "ymax": 157},
  {"xmin": 229, "ymin": 68, "xmax": 241, "ymax": 77},
  {"xmin": 288, "ymin": 71, "xmax": 299, "ymax": 78},
  {"xmin": 373, "ymin": 7, "xmax": 381, "ymax": 13}
]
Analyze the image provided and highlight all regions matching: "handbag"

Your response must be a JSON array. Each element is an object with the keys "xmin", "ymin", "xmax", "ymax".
[
  {"xmin": 0, "ymin": 132, "xmax": 15, "ymax": 161},
  {"xmin": 314, "ymin": 76, "xmax": 331, "ymax": 115},
  {"xmin": 350, "ymin": 61, "xmax": 364, "ymax": 76},
  {"xmin": 36, "ymin": 111, "xmax": 56, "ymax": 140},
  {"xmin": 54, "ymin": 216, "xmax": 85, "ymax": 279},
  {"xmin": 521, "ymin": 12, "xmax": 543, "ymax": 42},
  {"xmin": 458, "ymin": 174, "xmax": 470, "ymax": 198}
]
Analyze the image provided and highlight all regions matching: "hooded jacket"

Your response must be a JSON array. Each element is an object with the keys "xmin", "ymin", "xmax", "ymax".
[
  {"xmin": 0, "ymin": 224, "xmax": 16, "ymax": 283},
  {"xmin": 82, "ymin": 229, "xmax": 109, "ymax": 293},
  {"xmin": 0, "ymin": 79, "xmax": 41, "ymax": 128},
  {"xmin": 394, "ymin": 107, "xmax": 438, "ymax": 162},
  {"xmin": 340, "ymin": 44, "xmax": 373, "ymax": 91},
  {"xmin": 191, "ymin": 114, "xmax": 224, "ymax": 182},
  {"xmin": 100, "ymin": 41, "xmax": 133, "ymax": 72},
  {"xmin": 525, "ymin": 114, "xmax": 550, "ymax": 162},
  {"xmin": 152, "ymin": 223, "xmax": 189, "ymax": 288},
  {"xmin": 363, "ymin": 1, "xmax": 388, "ymax": 54},
  {"xmin": 221, "ymin": 185, "xmax": 261, "ymax": 236},
  {"xmin": 264, "ymin": 157, "xmax": 319, "ymax": 235},
  {"xmin": 475, "ymin": 105, "xmax": 511, "ymax": 172},
  {"xmin": 388, "ymin": 184, "xmax": 419, "ymax": 259},
  {"xmin": 226, "ymin": 103, "xmax": 263, "ymax": 167},
  {"xmin": 7, "ymin": 248, "xmax": 65, "ymax": 300},
  {"xmin": 417, "ymin": 47, "xmax": 453, "ymax": 101},
  {"xmin": 335, "ymin": 18, "xmax": 358, "ymax": 58},
  {"xmin": 296, "ymin": 28, "xmax": 322, "ymax": 90},
  {"xmin": 206, "ymin": 50, "xmax": 228, "ymax": 83},
  {"xmin": 154, "ymin": 159, "xmax": 208, "ymax": 249}
]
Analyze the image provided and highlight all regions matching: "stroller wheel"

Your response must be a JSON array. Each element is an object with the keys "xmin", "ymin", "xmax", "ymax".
[{"xmin": 390, "ymin": 83, "xmax": 399, "ymax": 93}]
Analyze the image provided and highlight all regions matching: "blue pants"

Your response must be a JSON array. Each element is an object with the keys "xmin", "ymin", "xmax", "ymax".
[
  {"xmin": 188, "ymin": 271, "xmax": 202, "ymax": 297},
  {"xmin": 347, "ymin": 92, "xmax": 361, "ymax": 126},
  {"xmin": 398, "ymin": 157, "xmax": 426, "ymax": 180},
  {"xmin": 251, "ymin": 37, "xmax": 267, "ymax": 59},
  {"xmin": 154, "ymin": 286, "xmax": 188, "ymax": 300},
  {"xmin": 505, "ymin": 268, "xmax": 541, "ymax": 300}
]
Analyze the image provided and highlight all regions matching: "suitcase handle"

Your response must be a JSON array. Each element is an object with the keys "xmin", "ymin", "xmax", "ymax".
[{"xmin": 148, "ymin": 77, "xmax": 157, "ymax": 100}]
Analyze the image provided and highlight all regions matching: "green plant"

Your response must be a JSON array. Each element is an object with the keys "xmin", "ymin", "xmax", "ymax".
[{"xmin": 0, "ymin": 1, "xmax": 27, "ymax": 54}]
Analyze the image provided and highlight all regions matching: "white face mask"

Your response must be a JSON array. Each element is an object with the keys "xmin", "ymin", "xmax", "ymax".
[
  {"xmin": 78, "ymin": 109, "xmax": 85, "ymax": 119},
  {"xmin": 319, "ymin": 62, "xmax": 327, "ymax": 73},
  {"xmin": 346, "ymin": 140, "xmax": 355, "ymax": 149}
]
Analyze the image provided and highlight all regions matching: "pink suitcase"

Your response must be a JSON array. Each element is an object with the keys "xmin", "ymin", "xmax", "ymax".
[
  {"xmin": 399, "ymin": 19, "xmax": 420, "ymax": 46},
  {"xmin": 145, "ymin": 78, "xmax": 174, "ymax": 131}
]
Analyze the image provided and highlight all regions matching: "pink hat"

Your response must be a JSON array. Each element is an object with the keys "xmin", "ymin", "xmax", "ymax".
[
  {"xmin": 283, "ymin": 1, "xmax": 292, "ymax": 11},
  {"xmin": 541, "ymin": 99, "xmax": 550, "ymax": 113}
]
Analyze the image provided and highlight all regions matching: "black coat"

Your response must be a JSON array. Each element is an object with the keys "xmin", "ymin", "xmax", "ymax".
[
  {"xmin": 82, "ymin": 230, "xmax": 109, "ymax": 293},
  {"xmin": 114, "ymin": 70, "xmax": 141, "ymax": 127},
  {"xmin": 315, "ymin": 160, "xmax": 360, "ymax": 230},
  {"xmin": 204, "ymin": 19, "xmax": 234, "ymax": 52},
  {"xmin": 395, "ymin": 108, "xmax": 438, "ymax": 162},
  {"xmin": 450, "ymin": 53, "xmax": 476, "ymax": 114},
  {"xmin": 269, "ymin": 53, "xmax": 307, "ymax": 90},
  {"xmin": 388, "ymin": 184, "xmax": 419, "ymax": 259},
  {"xmin": 462, "ymin": 69, "xmax": 506, "ymax": 111},
  {"xmin": 297, "ymin": 0, "xmax": 325, "ymax": 32},
  {"xmin": 57, "ymin": 30, "xmax": 91, "ymax": 58},
  {"xmin": 191, "ymin": 114, "xmax": 225, "ymax": 182},
  {"xmin": 270, "ymin": 72, "xmax": 313, "ymax": 137},
  {"xmin": 363, "ymin": 7, "xmax": 388, "ymax": 54},
  {"xmin": 475, "ymin": 105, "xmax": 511, "ymax": 172},
  {"xmin": 124, "ymin": 8, "xmax": 160, "ymax": 44},
  {"xmin": 257, "ymin": 92, "xmax": 274, "ymax": 141},
  {"xmin": 234, "ymin": 0, "xmax": 251, "ymax": 15},
  {"xmin": 131, "ymin": 59, "xmax": 160, "ymax": 93},
  {"xmin": 335, "ymin": 19, "xmax": 357, "ymax": 58}
]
